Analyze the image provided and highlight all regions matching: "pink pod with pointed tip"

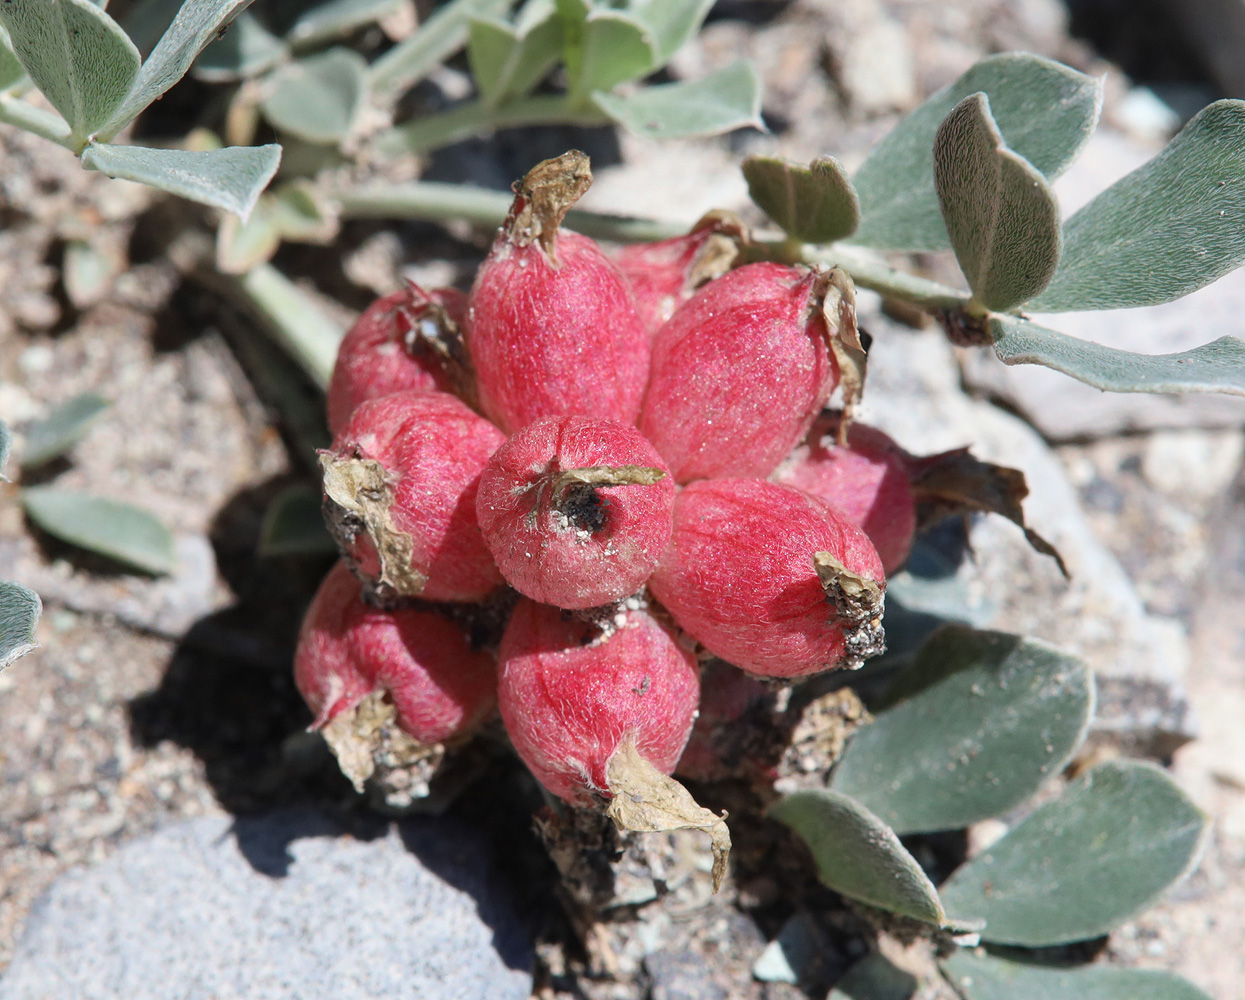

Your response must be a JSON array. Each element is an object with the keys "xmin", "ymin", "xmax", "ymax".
[
  {"xmin": 326, "ymin": 285, "xmax": 465, "ymax": 436},
  {"xmin": 649, "ymin": 478, "xmax": 885, "ymax": 679},
  {"xmin": 294, "ymin": 562, "xmax": 497, "ymax": 742},
  {"xmin": 498, "ymin": 599, "xmax": 699, "ymax": 805},
  {"xmin": 475, "ymin": 415, "xmax": 675, "ymax": 609},
  {"xmin": 326, "ymin": 390, "xmax": 505, "ymax": 602},
  {"xmin": 638, "ymin": 263, "xmax": 839, "ymax": 483},
  {"xmin": 774, "ymin": 420, "xmax": 916, "ymax": 573}
]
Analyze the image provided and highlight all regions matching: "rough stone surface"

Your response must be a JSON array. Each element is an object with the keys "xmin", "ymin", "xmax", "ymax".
[{"xmin": 0, "ymin": 810, "xmax": 533, "ymax": 1000}]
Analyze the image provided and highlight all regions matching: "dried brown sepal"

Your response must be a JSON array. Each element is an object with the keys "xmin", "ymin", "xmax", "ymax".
[
  {"xmin": 320, "ymin": 453, "xmax": 427, "ymax": 599},
  {"xmin": 399, "ymin": 281, "xmax": 479, "ymax": 410},
  {"xmin": 814, "ymin": 551, "xmax": 886, "ymax": 668},
  {"xmin": 505, "ymin": 150, "xmax": 593, "ymax": 261},
  {"xmin": 685, "ymin": 209, "xmax": 748, "ymax": 290},
  {"xmin": 906, "ymin": 448, "xmax": 1069, "ymax": 578},
  {"xmin": 605, "ymin": 735, "xmax": 731, "ymax": 892},
  {"xmin": 553, "ymin": 464, "xmax": 667, "ymax": 495},
  {"xmin": 319, "ymin": 689, "xmax": 444, "ymax": 794},
  {"xmin": 812, "ymin": 268, "xmax": 867, "ymax": 443}
]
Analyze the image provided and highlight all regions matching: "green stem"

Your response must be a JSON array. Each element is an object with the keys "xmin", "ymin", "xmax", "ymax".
[
  {"xmin": 332, "ymin": 179, "xmax": 687, "ymax": 242},
  {"xmin": 371, "ymin": 94, "xmax": 610, "ymax": 157},
  {"xmin": 230, "ymin": 264, "xmax": 344, "ymax": 389},
  {"xmin": 0, "ymin": 97, "xmax": 74, "ymax": 149},
  {"xmin": 804, "ymin": 243, "xmax": 970, "ymax": 312}
]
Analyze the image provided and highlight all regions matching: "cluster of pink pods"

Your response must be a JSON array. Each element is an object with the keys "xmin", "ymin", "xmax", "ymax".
[{"xmin": 296, "ymin": 153, "xmax": 919, "ymax": 868}]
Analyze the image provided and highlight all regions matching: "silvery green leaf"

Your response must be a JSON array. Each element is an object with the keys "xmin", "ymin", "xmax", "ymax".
[
  {"xmin": 216, "ymin": 195, "xmax": 282, "ymax": 273},
  {"xmin": 261, "ymin": 47, "xmax": 367, "ymax": 145},
  {"xmin": 468, "ymin": 12, "xmax": 561, "ymax": 107},
  {"xmin": 853, "ymin": 53, "xmax": 1101, "ymax": 251},
  {"xmin": 828, "ymin": 954, "xmax": 918, "ymax": 1000},
  {"xmin": 0, "ymin": 0, "xmax": 140, "ymax": 145},
  {"xmin": 989, "ymin": 314, "xmax": 1245, "ymax": 395},
  {"xmin": 0, "ymin": 580, "xmax": 41, "ymax": 670},
  {"xmin": 934, "ymin": 93, "xmax": 1061, "ymax": 311},
  {"xmin": 1030, "ymin": 100, "xmax": 1245, "ymax": 311},
  {"xmin": 259, "ymin": 484, "xmax": 336, "ymax": 556},
  {"xmin": 770, "ymin": 790, "xmax": 948, "ymax": 925},
  {"xmin": 743, "ymin": 154, "xmax": 860, "ymax": 243},
  {"xmin": 0, "ymin": 419, "xmax": 12, "ymax": 480},
  {"xmin": 270, "ymin": 180, "xmax": 338, "ymax": 243},
  {"xmin": 286, "ymin": 0, "xmax": 405, "ymax": 48},
  {"xmin": 192, "ymin": 11, "xmax": 286, "ymax": 83},
  {"xmin": 21, "ymin": 393, "xmax": 111, "ymax": 468},
  {"xmin": 81, "ymin": 142, "xmax": 280, "ymax": 219},
  {"xmin": 0, "ymin": 29, "xmax": 26, "ymax": 90},
  {"xmin": 21, "ymin": 487, "xmax": 178, "ymax": 576},
  {"xmin": 941, "ymin": 949, "xmax": 1214, "ymax": 1000},
  {"xmin": 593, "ymin": 60, "xmax": 763, "ymax": 140},
  {"xmin": 629, "ymin": 0, "xmax": 714, "ymax": 65},
  {"xmin": 99, "ymin": 0, "xmax": 257, "ymax": 140},
  {"xmin": 830, "ymin": 627, "xmax": 1093, "ymax": 835},
  {"xmin": 368, "ymin": 0, "xmax": 512, "ymax": 100},
  {"xmin": 940, "ymin": 760, "xmax": 1209, "ymax": 946},
  {"xmin": 571, "ymin": 10, "xmax": 656, "ymax": 101}
]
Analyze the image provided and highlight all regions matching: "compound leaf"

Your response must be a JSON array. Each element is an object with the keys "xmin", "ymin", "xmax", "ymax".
[
  {"xmin": 21, "ymin": 487, "xmax": 178, "ymax": 576},
  {"xmin": 1030, "ymin": 100, "xmax": 1245, "ymax": 311},
  {"xmin": 100, "ymin": 0, "xmax": 257, "ymax": 139},
  {"xmin": 21, "ymin": 393, "xmax": 111, "ymax": 468},
  {"xmin": 469, "ymin": 12, "xmax": 562, "ymax": 107},
  {"xmin": 81, "ymin": 142, "xmax": 281, "ymax": 218},
  {"xmin": 940, "ymin": 760, "xmax": 1209, "ymax": 946},
  {"xmin": 771, "ymin": 789, "xmax": 947, "ymax": 925},
  {"xmin": 831, "ymin": 627, "xmax": 1093, "ymax": 835},
  {"xmin": 743, "ymin": 154, "xmax": 860, "ymax": 243},
  {"xmin": 593, "ymin": 59, "xmax": 762, "ymax": 141},
  {"xmin": 0, "ymin": 0, "xmax": 140, "ymax": 145},
  {"xmin": 261, "ymin": 47, "xmax": 367, "ymax": 145},
  {"xmin": 989, "ymin": 314, "xmax": 1245, "ymax": 395},
  {"xmin": 941, "ymin": 949, "xmax": 1214, "ymax": 1000},
  {"xmin": 0, "ymin": 581, "xmax": 41, "ymax": 671},
  {"xmin": 935, "ymin": 93, "xmax": 1061, "ymax": 311},
  {"xmin": 630, "ymin": 0, "xmax": 714, "ymax": 65},
  {"xmin": 571, "ymin": 10, "xmax": 655, "ymax": 101},
  {"xmin": 853, "ymin": 53, "xmax": 1101, "ymax": 250},
  {"xmin": 192, "ymin": 11, "xmax": 286, "ymax": 82}
]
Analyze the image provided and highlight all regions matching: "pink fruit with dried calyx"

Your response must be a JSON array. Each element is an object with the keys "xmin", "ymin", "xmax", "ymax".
[
  {"xmin": 326, "ymin": 284, "xmax": 466, "ymax": 436},
  {"xmin": 638, "ymin": 262, "xmax": 845, "ymax": 483},
  {"xmin": 475, "ymin": 415, "xmax": 674, "ymax": 609},
  {"xmin": 466, "ymin": 151, "xmax": 649, "ymax": 434},
  {"xmin": 649, "ymin": 477, "xmax": 886, "ymax": 679},
  {"xmin": 774, "ymin": 417, "xmax": 916, "ymax": 574},
  {"xmin": 321, "ymin": 390, "xmax": 505, "ymax": 602},
  {"xmin": 294, "ymin": 561, "xmax": 496, "ymax": 742}
]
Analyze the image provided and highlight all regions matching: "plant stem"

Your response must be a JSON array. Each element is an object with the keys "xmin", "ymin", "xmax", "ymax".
[
  {"xmin": 231, "ymin": 264, "xmax": 344, "ymax": 389},
  {"xmin": 804, "ymin": 243, "xmax": 970, "ymax": 312},
  {"xmin": 371, "ymin": 94, "xmax": 610, "ymax": 157},
  {"xmin": 0, "ymin": 97, "xmax": 74, "ymax": 149},
  {"xmin": 332, "ymin": 179, "xmax": 688, "ymax": 242}
]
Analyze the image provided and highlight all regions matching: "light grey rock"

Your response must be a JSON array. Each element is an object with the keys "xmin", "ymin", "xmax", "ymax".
[
  {"xmin": 0, "ymin": 810, "xmax": 533, "ymax": 1000},
  {"xmin": 861, "ymin": 316, "xmax": 1197, "ymax": 752}
]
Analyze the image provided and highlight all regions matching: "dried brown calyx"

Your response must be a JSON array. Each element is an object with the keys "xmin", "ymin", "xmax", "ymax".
[
  {"xmin": 810, "ymin": 267, "xmax": 868, "ymax": 443},
  {"xmin": 814, "ymin": 550, "xmax": 886, "ymax": 669},
  {"xmin": 504, "ymin": 149, "xmax": 593, "ymax": 261}
]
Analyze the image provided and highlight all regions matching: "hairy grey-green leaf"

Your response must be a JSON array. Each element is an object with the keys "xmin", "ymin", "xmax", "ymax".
[
  {"xmin": 853, "ymin": 53, "xmax": 1101, "ymax": 250},
  {"xmin": 832, "ymin": 627, "xmax": 1092, "ymax": 835},
  {"xmin": 192, "ymin": 11, "xmax": 286, "ymax": 82},
  {"xmin": 0, "ymin": 31, "xmax": 26, "ymax": 89},
  {"xmin": 262, "ymin": 47, "xmax": 367, "ymax": 144},
  {"xmin": 629, "ymin": 0, "xmax": 714, "ymax": 65},
  {"xmin": 934, "ymin": 94, "xmax": 1061, "ymax": 311},
  {"xmin": 0, "ymin": 580, "xmax": 41, "ymax": 671},
  {"xmin": 570, "ymin": 10, "xmax": 655, "ymax": 101},
  {"xmin": 940, "ymin": 760, "xmax": 1208, "ymax": 946},
  {"xmin": 1030, "ymin": 99, "xmax": 1245, "ymax": 311},
  {"xmin": 829, "ymin": 954, "xmax": 919, "ymax": 1000},
  {"xmin": 21, "ymin": 487, "xmax": 178, "ymax": 576},
  {"xmin": 216, "ymin": 195, "xmax": 282, "ymax": 273},
  {"xmin": 259, "ymin": 484, "xmax": 336, "ymax": 556},
  {"xmin": 593, "ymin": 60, "xmax": 763, "ymax": 140},
  {"xmin": 270, "ymin": 180, "xmax": 338, "ymax": 243},
  {"xmin": 468, "ymin": 12, "xmax": 562, "ymax": 107},
  {"xmin": 0, "ymin": 419, "xmax": 12, "ymax": 480},
  {"xmin": 467, "ymin": 17, "xmax": 518, "ymax": 105},
  {"xmin": 941, "ymin": 949, "xmax": 1214, "ymax": 1000},
  {"xmin": 81, "ymin": 142, "xmax": 280, "ymax": 218},
  {"xmin": 770, "ymin": 790, "xmax": 947, "ymax": 925},
  {"xmin": 21, "ymin": 393, "xmax": 111, "ymax": 468},
  {"xmin": 367, "ymin": 0, "xmax": 512, "ymax": 100},
  {"xmin": 743, "ymin": 154, "xmax": 860, "ymax": 243},
  {"xmin": 99, "ymin": 0, "xmax": 256, "ymax": 139},
  {"xmin": 286, "ymin": 0, "xmax": 404, "ymax": 48},
  {"xmin": 0, "ymin": 0, "xmax": 141, "ymax": 144},
  {"xmin": 990, "ymin": 314, "xmax": 1245, "ymax": 395}
]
